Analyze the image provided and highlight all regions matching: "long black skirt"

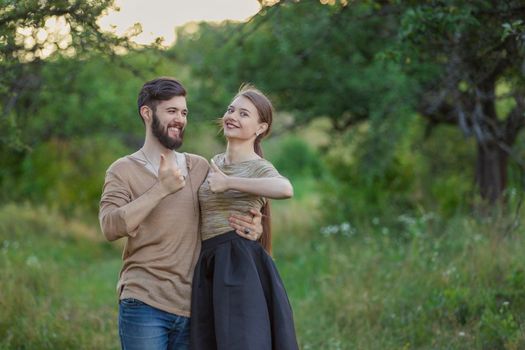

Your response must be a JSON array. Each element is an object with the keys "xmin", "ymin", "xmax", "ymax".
[{"xmin": 190, "ymin": 231, "xmax": 299, "ymax": 350}]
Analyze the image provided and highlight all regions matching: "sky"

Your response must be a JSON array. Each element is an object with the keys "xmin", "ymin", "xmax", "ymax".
[{"xmin": 98, "ymin": 0, "xmax": 263, "ymax": 46}]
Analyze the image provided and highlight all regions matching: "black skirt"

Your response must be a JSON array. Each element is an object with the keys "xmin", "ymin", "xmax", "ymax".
[{"xmin": 190, "ymin": 231, "xmax": 299, "ymax": 350}]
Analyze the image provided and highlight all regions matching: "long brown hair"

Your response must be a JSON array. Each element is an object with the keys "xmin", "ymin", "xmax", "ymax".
[{"xmin": 235, "ymin": 84, "xmax": 274, "ymax": 254}]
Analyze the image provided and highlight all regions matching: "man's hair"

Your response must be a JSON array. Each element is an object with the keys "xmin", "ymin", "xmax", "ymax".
[{"xmin": 137, "ymin": 77, "xmax": 187, "ymax": 123}]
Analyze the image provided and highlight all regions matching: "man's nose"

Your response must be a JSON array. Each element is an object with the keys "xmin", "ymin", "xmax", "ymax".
[{"xmin": 173, "ymin": 111, "xmax": 185, "ymax": 121}]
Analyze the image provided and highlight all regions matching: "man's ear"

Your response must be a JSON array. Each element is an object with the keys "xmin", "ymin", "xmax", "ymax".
[{"xmin": 140, "ymin": 105, "xmax": 152, "ymax": 124}]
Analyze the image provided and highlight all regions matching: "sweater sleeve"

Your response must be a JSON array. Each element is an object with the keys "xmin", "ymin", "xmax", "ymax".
[{"xmin": 99, "ymin": 170, "xmax": 132, "ymax": 241}]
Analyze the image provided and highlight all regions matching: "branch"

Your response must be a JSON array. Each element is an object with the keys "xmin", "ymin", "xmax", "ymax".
[
  {"xmin": 504, "ymin": 95, "xmax": 525, "ymax": 144},
  {"xmin": 225, "ymin": 0, "xmax": 284, "ymax": 49},
  {"xmin": 418, "ymin": 93, "xmax": 457, "ymax": 125},
  {"xmin": 0, "ymin": 4, "xmax": 81, "ymax": 27}
]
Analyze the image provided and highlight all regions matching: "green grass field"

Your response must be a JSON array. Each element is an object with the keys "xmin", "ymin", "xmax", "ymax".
[{"xmin": 2, "ymin": 197, "xmax": 525, "ymax": 349}]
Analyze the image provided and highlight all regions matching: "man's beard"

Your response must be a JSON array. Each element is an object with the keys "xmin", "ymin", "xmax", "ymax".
[{"xmin": 151, "ymin": 112, "xmax": 184, "ymax": 150}]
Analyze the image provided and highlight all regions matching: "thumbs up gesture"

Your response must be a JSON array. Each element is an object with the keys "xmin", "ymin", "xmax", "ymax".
[
  {"xmin": 207, "ymin": 159, "xmax": 230, "ymax": 193},
  {"xmin": 158, "ymin": 152, "xmax": 186, "ymax": 194}
]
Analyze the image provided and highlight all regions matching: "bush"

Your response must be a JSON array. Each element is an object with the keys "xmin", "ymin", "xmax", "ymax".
[
  {"xmin": 16, "ymin": 135, "xmax": 129, "ymax": 216},
  {"xmin": 270, "ymin": 135, "xmax": 323, "ymax": 179}
]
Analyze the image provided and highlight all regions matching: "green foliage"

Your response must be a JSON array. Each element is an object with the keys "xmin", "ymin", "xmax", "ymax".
[
  {"xmin": 14, "ymin": 50, "xmax": 178, "ymax": 146},
  {"xmin": 478, "ymin": 306, "xmax": 520, "ymax": 349},
  {"xmin": 0, "ymin": 0, "xmax": 133, "ymax": 149},
  {"xmin": 398, "ymin": 0, "xmax": 525, "ymax": 203},
  {"xmin": 319, "ymin": 118, "xmax": 417, "ymax": 222},
  {"xmin": 317, "ymin": 113, "xmax": 493, "ymax": 223},
  {"xmin": 174, "ymin": 0, "xmax": 525, "ymax": 205},
  {"xmin": 268, "ymin": 135, "xmax": 322, "ymax": 179},
  {"xmin": 14, "ymin": 135, "xmax": 129, "ymax": 216},
  {"xmin": 0, "ymin": 49, "xmax": 193, "ymax": 212},
  {"xmin": 174, "ymin": 1, "xmax": 416, "ymax": 130}
]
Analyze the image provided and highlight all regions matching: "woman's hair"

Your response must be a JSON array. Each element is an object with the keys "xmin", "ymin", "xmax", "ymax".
[{"xmin": 235, "ymin": 84, "xmax": 274, "ymax": 254}]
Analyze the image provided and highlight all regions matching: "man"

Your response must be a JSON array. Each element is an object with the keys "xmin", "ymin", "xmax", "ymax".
[{"xmin": 99, "ymin": 77, "xmax": 262, "ymax": 350}]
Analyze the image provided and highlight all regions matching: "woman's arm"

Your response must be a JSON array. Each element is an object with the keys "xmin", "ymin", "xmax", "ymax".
[
  {"xmin": 207, "ymin": 160, "xmax": 293, "ymax": 199},
  {"xmin": 226, "ymin": 176, "xmax": 293, "ymax": 199}
]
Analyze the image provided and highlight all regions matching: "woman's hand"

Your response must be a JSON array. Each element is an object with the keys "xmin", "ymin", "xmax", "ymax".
[
  {"xmin": 207, "ymin": 159, "xmax": 230, "ymax": 193},
  {"xmin": 230, "ymin": 209, "xmax": 263, "ymax": 241}
]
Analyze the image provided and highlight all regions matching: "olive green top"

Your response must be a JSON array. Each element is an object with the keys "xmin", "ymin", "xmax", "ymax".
[{"xmin": 198, "ymin": 153, "xmax": 281, "ymax": 241}]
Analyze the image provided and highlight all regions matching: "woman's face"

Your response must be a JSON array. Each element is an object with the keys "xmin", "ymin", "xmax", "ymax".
[{"xmin": 222, "ymin": 96, "xmax": 267, "ymax": 141}]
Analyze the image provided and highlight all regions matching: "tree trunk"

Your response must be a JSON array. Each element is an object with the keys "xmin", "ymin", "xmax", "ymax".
[{"xmin": 475, "ymin": 141, "xmax": 508, "ymax": 203}]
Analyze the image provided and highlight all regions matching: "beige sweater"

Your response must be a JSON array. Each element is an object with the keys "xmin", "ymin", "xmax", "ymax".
[{"xmin": 99, "ymin": 151, "xmax": 209, "ymax": 317}]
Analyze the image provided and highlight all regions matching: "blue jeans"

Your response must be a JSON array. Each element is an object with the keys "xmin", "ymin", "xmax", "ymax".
[{"xmin": 119, "ymin": 298, "xmax": 190, "ymax": 350}]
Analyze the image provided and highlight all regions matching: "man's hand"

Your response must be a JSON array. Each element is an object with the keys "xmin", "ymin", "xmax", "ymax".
[
  {"xmin": 158, "ymin": 152, "xmax": 185, "ymax": 195},
  {"xmin": 208, "ymin": 159, "xmax": 230, "ymax": 193},
  {"xmin": 230, "ymin": 208, "xmax": 263, "ymax": 241}
]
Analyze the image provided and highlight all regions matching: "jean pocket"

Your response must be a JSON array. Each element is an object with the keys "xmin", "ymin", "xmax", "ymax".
[{"xmin": 120, "ymin": 298, "xmax": 146, "ymax": 307}]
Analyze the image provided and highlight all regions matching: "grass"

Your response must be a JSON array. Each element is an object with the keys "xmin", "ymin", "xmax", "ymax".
[
  {"xmin": 272, "ymin": 209, "xmax": 525, "ymax": 350},
  {"xmin": 0, "ymin": 204, "xmax": 121, "ymax": 349},
  {"xmin": 2, "ymin": 197, "xmax": 525, "ymax": 349}
]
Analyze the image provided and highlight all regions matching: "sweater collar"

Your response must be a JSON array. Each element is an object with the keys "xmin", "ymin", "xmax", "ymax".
[{"xmin": 129, "ymin": 150, "xmax": 193, "ymax": 170}]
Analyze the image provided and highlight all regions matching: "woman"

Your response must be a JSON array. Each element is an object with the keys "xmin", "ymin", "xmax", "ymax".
[{"xmin": 190, "ymin": 85, "xmax": 299, "ymax": 350}]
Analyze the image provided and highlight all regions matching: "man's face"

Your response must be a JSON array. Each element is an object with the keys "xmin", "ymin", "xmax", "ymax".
[{"xmin": 150, "ymin": 96, "xmax": 188, "ymax": 150}]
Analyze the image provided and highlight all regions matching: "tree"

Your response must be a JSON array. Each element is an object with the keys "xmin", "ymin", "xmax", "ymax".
[
  {"xmin": 175, "ymin": 0, "xmax": 525, "ymax": 204},
  {"xmin": 0, "ymin": 0, "xmax": 132, "ymax": 149},
  {"xmin": 174, "ymin": 0, "xmax": 411, "ymax": 130},
  {"xmin": 398, "ymin": 0, "xmax": 525, "ymax": 203}
]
